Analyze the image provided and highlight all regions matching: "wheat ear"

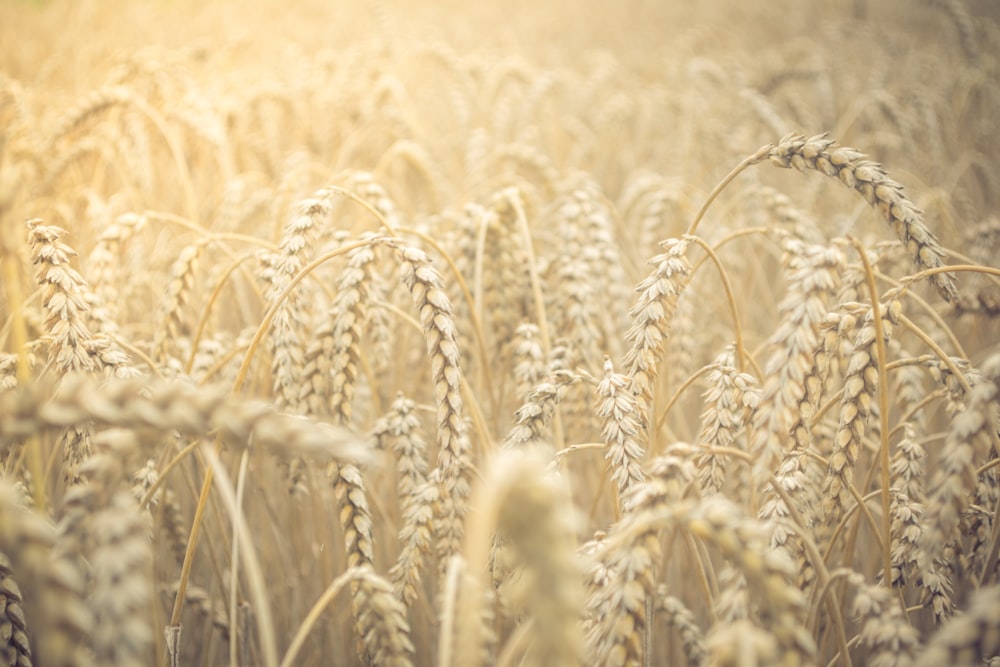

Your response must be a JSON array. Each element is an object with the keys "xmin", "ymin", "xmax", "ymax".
[
  {"xmin": 0, "ymin": 553, "xmax": 32, "ymax": 667},
  {"xmin": 391, "ymin": 240, "xmax": 472, "ymax": 564},
  {"xmin": 765, "ymin": 134, "xmax": 959, "ymax": 303}
]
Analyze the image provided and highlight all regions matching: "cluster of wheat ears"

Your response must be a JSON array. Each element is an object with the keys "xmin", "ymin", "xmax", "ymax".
[{"xmin": 1, "ymin": 0, "xmax": 999, "ymax": 665}]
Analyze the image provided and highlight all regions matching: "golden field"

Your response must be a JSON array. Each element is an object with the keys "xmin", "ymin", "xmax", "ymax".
[{"xmin": 2, "ymin": 1, "xmax": 1000, "ymax": 665}]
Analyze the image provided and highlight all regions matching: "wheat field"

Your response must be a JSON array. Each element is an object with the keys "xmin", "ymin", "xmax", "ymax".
[{"xmin": 1, "ymin": 0, "xmax": 999, "ymax": 665}]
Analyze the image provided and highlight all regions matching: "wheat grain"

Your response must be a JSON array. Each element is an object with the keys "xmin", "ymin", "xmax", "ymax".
[
  {"xmin": 0, "ymin": 482, "xmax": 92, "ymax": 667},
  {"xmin": 848, "ymin": 571, "xmax": 921, "ymax": 667},
  {"xmin": 0, "ymin": 553, "xmax": 31, "ymax": 667},
  {"xmin": 919, "ymin": 381, "xmax": 998, "ymax": 569},
  {"xmin": 915, "ymin": 585, "xmax": 1000, "ymax": 667},
  {"xmin": 392, "ymin": 240, "xmax": 472, "ymax": 564},
  {"xmin": 155, "ymin": 240, "xmax": 207, "ymax": 365},
  {"xmin": 622, "ymin": 238, "xmax": 693, "ymax": 422},
  {"xmin": 88, "ymin": 489, "xmax": 153, "ymax": 667},
  {"xmin": 695, "ymin": 347, "xmax": 759, "ymax": 495},
  {"xmin": 764, "ymin": 134, "xmax": 959, "ymax": 303},
  {"xmin": 596, "ymin": 356, "xmax": 646, "ymax": 513},
  {"xmin": 821, "ymin": 299, "xmax": 901, "ymax": 528},
  {"xmin": 750, "ymin": 238, "xmax": 845, "ymax": 476},
  {"xmin": 655, "ymin": 586, "xmax": 706, "ymax": 667},
  {"xmin": 260, "ymin": 189, "xmax": 333, "ymax": 412}
]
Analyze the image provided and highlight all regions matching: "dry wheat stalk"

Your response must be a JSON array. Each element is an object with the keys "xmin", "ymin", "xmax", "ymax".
[
  {"xmin": 346, "ymin": 170, "xmax": 404, "ymax": 231},
  {"xmin": 3, "ymin": 6, "xmax": 999, "ymax": 666},
  {"xmin": 686, "ymin": 498, "xmax": 816, "ymax": 666},
  {"xmin": 784, "ymin": 308, "xmax": 854, "ymax": 459},
  {"xmin": 329, "ymin": 461, "xmax": 376, "ymax": 573},
  {"xmin": 510, "ymin": 322, "xmax": 546, "ymax": 403},
  {"xmin": 46, "ymin": 86, "xmax": 133, "ymax": 148},
  {"xmin": 621, "ymin": 237, "xmax": 693, "ymax": 422},
  {"xmin": 327, "ymin": 462, "xmax": 384, "ymax": 660},
  {"xmin": 373, "ymin": 393, "xmax": 429, "ymax": 525},
  {"xmin": 919, "ymin": 381, "xmax": 998, "ymax": 570},
  {"xmin": 295, "ymin": 235, "xmax": 381, "ymax": 597},
  {"xmin": 373, "ymin": 395, "xmax": 433, "ymax": 605},
  {"xmin": 158, "ymin": 488, "xmax": 188, "ymax": 568},
  {"xmin": 968, "ymin": 466, "xmax": 999, "ymax": 584},
  {"xmin": 695, "ymin": 347, "xmax": 760, "ymax": 495},
  {"xmin": 760, "ymin": 448, "xmax": 816, "ymax": 555},
  {"xmin": 750, "ymin": 238, "xmax": 845, "ymax": 476},
  {"xmin": 350, "ymin": 566, "xmax": 415, "ymax": 667},
  {"xmin": 154, "ymin": 240, "xmax": 207, "ymax": 364},
  {"xmin": 0, "ymin": 553, "xmax": 31, "ymax": 667},
  {"xmin": 162, "ymin": 582, "xmax": 230, "ymax": 641},
  {"xmin": 83, "ymin": 211, "xmax": 145, "ymax": 336},
  {"xmin": 260, "ymin": 189, "xmax": 332, "ymax": 413},
  {"xmin": 566, "ymin": 180, "xmax": 631, "ymax": 351},
  {"xmin": 705, "ymin": 618, "xmax": 780, "ymax": 667},
  {"xmin": 885, "ymin": 422, "xmax": 956, "ymax": 620},
  {"xmin": 301, "ymin": 235, "xmax": 379, "ymax": 421},
  {"xmin": 390, "ymin": 475, "xmax": 437, "ymax": 606},
  {"xmin": 0, "ymin": 356, "xmax": 23, "ymax": 393},
  {"xmin": 745, "ymin": 185, "xmax": 823, "ymax": 244},
  {"xmin": 503, "ymin": 369, "xmax": 580, "ymax": 449},
  {"xmin": 88, "ymin": 489, "xmax": 153, "ymax": 667},
  {"xmin": 821, "ymin": 299, "xmax": 901, "ymax": 528},
  {"xmin": 763, "ymin": 134, "xmax": 959, "ymax": 303},
  {"xmin": 27, "ymin": 220, "xmax": 99, "ymax": 375},
  {"xmin": 479, "ymin": 192, "xmax": 533, "ymax": 360},
  {"xmin": 923, "ymin": 0, "xmax": 979, "ymax": 64},
  {"xmin": 623, "ymin": 176, "xmax": 685, "ymax": 260},
  {"xmin": 596, "ymin": 356, "xmax": 646, "ymax": 513},
  {"xmin": 549, "ymin": 205, "xmax": 605, "ymax": 365},
  {"xmin": 392, "ymin": 240, "xmax": 472, "ymax": 564},
  {"xmin": 892, "ymin": 346, "xmax": 931, "ymax": 416},
  {"xmin": 27, "ymin": 219, "xmax": 136, "ymax": 484}
]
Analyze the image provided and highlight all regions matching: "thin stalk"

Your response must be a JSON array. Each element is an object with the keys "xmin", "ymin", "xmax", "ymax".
[
  {"xmin": 185, "ymin": 252, "xmax": 258, "ymax": 374},
  {"xmin": 279, "ymin": 568, "xmax": 366, "ymax": 667},
  {"xmin": 875, "ymin": 271, "xmax": 966, "ymax": 357},
  {"xmin": 653, "ymin": 363, "xmax": 715, "ymax": 445},
  {"xmin": 230, "ymin": 451, "xmax": 249, "ymax": 667},
  {"xmin": 686, "ymin": 143, "xmax": 772, "ymax": 236},
  {"xmin": 139, "ymin": 439, "xmax": 201, "ymax": 509},
  {"xmin": 1, "ymin": 250, "xmax": 45, "ymax": 510},
  {"xmin": 849, "ymin": 236, "xmax": 894, "ymax": 590},
  {"xmin": 201, "ymin": 445, "xmax": 277, "ymax": 667},
  {"xmin": 896, "ymin": 314, "xmax": 973, "ymax": 394},
  {"xmin": 980, "ymin": 491, "xmax": 1000, "ymax": 585},
  {"xmin": 684, "ymin": 234, "xmax": 750, "ymax": 373},
  {"xmin": 508, "ymin": 190, "xmax": 564, "ymax": 449}
]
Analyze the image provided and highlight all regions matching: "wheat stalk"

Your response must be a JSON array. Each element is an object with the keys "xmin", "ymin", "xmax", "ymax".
[
  {"xmin": 391, "ymin": 240, "xmax": 472, "ymax": 564},
  {"xmin": 764, "ymin": 134, "xmax": 959, "ymax": 303},
  {"xmin": 0, "ymin": 553, "xmax": 31, "ymax": 667}
]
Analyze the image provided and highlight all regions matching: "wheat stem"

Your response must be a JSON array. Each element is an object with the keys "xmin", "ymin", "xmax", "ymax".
[
  {"xmin": 849, "ymin": 236, "xmax": 894, "ymax": 591},
  {"xmin": 686, "ymin": 143, "xmax": 773, "ymax": 236}
]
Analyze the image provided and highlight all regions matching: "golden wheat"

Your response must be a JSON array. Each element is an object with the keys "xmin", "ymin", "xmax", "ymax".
[{"xmin": 1, "ymin": 0, "xmax": 999, "ymax": 665}]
